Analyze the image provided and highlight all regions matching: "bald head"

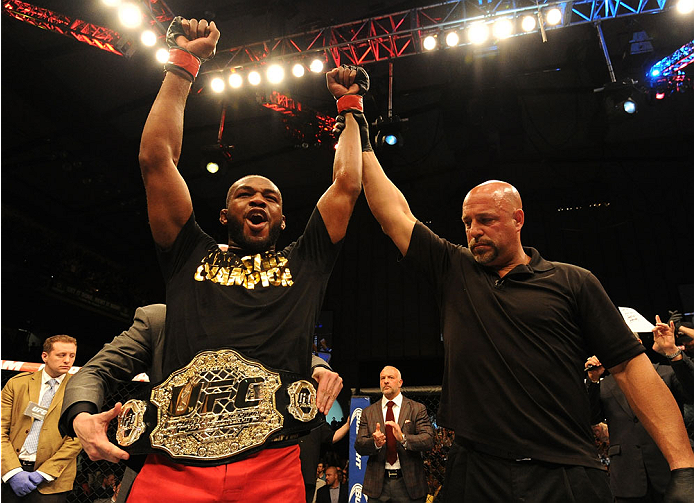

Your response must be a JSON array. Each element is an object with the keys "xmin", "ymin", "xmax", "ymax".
[
  {"xmin": 380, "ymin": 365, "xmax": 403, "ymax": 399},
  {"xmin": 462, "ymin": 180, "xmax": 527, "ymax": 273},
  {"xmin": 464, "ymin": 180, "xmax": 522, "ymax": 214}
]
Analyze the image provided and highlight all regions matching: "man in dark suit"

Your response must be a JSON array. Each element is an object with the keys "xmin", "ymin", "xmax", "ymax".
[
  {"xmin": 315, "ymin": 465, "xmax": 347, "ymax": 503},
  {"xmin": 1, "ymin": 335, "xmax": 82, "ymax": 502},
  {"xmin": 586, "ymin": 317, "xmax": 694, "ymax": 502},
  {"xmin": 59, "ymin": 304, "xmax": 344, "ymax": 502},
  {"xmin": 355, "ymin": 366, "xmax": 434, "ymax": 503}
]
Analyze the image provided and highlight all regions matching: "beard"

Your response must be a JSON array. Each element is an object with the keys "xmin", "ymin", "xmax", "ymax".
[
  {"xmin": 470, "ymin": 240, "xmax": 499, "ymax": 265},
  {"xmin": 226, "ymin": 216, "xmax": 283, "ymax": 254}
]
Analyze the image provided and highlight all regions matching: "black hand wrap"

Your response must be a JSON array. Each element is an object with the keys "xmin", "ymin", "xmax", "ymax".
[
  {"xmin": 164, "ymin": 16, "xmax": 202, "ymax": 82},
  {"xmin": 664, "ymin": 467, "xmax": 694, "ymax": 503},
  {"xmin": 333, "ymin": 114, "xmax": 372, "ymax": 152}
]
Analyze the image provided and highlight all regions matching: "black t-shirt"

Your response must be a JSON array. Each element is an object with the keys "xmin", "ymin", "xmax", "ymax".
[
  {"xmin": 156, "ymin": 208, "xmax": 340, "ymax": 378},
  {"xmin": 403, "ymin": 222, "xmax": 644, "ymax": 468}
]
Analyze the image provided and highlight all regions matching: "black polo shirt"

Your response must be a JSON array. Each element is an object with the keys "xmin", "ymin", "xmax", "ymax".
[{"xmin": 403, "ymin": 221, "xmax": 644, "ymax": 468}]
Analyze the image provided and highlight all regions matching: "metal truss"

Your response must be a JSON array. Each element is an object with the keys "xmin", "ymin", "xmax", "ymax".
[
  {"xmin": 2, "ymin": 0, "xmax": 131, "ymax": 56},
  {"xmin": 201, "ymin": 0, "xmax": 678, "ymax": 75},
  {"xmin": 648, "ymin": 39, "xmax": 694, "ymax": 77}
]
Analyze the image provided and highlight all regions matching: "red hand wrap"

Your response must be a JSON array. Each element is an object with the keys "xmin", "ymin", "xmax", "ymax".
[
  {"xmin": 166, "ymin": 48, "xmax": 201, "ymax": 82},
  {"xmin": 336, "ymin": 94, "xmax": 363, "ymax": 114}
]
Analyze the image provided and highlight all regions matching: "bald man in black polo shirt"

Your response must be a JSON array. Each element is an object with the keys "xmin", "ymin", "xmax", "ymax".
[{"xmin": 353, "ymin": 143, "xmax": 694, "ymax": 502}]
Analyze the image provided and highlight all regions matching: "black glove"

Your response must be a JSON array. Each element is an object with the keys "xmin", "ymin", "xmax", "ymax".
[
  {"xmin": 164, "ymin": 16, "xmax": 203, "ymax": 82},
  {"xmin": 333, "ymin": 114, "xmax": 372, "ymax": 152},
  {"xmin": 664, "ymin": 467, "xmax": 694, "ymax": 502},
  {"xmin": 348, "ymin": 65, "xmax": 369, "ymax": 97}
]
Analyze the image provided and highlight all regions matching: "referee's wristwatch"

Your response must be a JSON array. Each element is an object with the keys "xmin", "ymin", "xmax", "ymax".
[{"xmin": 401, "ymin": 433, "xmax": 407, "ymax": 447}]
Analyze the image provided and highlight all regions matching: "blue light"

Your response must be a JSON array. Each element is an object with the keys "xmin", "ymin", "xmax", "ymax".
[
  {"xmin": 623, "ymin": 99, "xmax": 637, "ymax": 114},
  {"xmin": 650, "ymin": 69, "xmax": 661, "ymax": 78},
  {"xmin": 385, "ymin": 134, "xmax": 398, "ymax": 145}
]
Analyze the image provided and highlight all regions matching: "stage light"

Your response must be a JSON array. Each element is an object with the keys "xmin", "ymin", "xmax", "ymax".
[
  {"xmin": 309, "ymin": 59, "xmax": 324, "ymax": 73},
  {"xmin": 677, "ymin": 0, "xmax": 694, "ymax": 14},
  {"xmin": 656, "ymin": 92, "xmax": 665, "ymax": 100},
  {"xmin": 141, "ymin": 30, "xmax": 157, "ymax": 47},
  {"xmin": 622, "ymin": 98, "xmax": 637, "ymax": 114},
  {"xmin": 445, "ymin": 31, "xmax": 460, "ymax": 47},
  {"xmin": 545, "ymin": 8, "xmax": 562, "ymax": 25},
  {"xmin": 384, "ymin": 134, "xmax": 398, "ymax": 146},
  {"xmin": 102, "ymin": 0, "xmax": 120, "ymax": 6},
  {"xmin": 292, "ymin": 63, "xmax": 305, "ymax": 78},
  {"xmin": 155, "ymin": 48, "xmax": 169, "ymax": 63},
  {"xmin": 423, "ymin": 35, "xmax": 437, "ymax": 51},
  {"xmin": 248, "ymin": 71, "xmax": 261, "ymax": 86},
  {"xmin": 468, "ymin": 23, "xmax": 490, "ymax": 45},
  {"xmin": 118, "ymin": 2, "xmax": 142, "ymax": 28},
  {"xmin": 493, "ymin": 18, "xmax": 513, "ymax": 39},
  {"xmin": 210, "ymin": 77, "xmax": 225, "ymax": 93},
  {"xmin": 267, "ymin": 64, "xmax": 284, "ymax": 84},
  {"xmin": 374, "ymin": 115, "xmax": 406, "ymax": 150},
  {"xmin": 650, "ymin": 69, "xmax": 661, "ymax": 78},
  {"xmin": 229, "ymin": 73, "xmax": 243, "ymax": 88},
  {"xmin": 206, "ymin": 162, "xmax": 219, "ymax": 174},
  {"xmin": 521, "ymin": 15, "xmax": 537, "ymax": 32}
]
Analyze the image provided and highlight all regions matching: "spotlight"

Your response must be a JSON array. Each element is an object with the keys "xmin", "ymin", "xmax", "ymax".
[
  {"xmin": 118, "ymin": 2, "xmax": 142, "ymax": 28},
  {"xmin": 309, "ymin": 59, "xmax": 324, "ymax": 73},
  {"xmin": 423, "ymin": 35, "xmax": 437, "ymax": 51},
  {"xmin": 677, "ymin": 0, "xmax": 694, "ymax": 14},
  {"xmin": 468, "ymin": 23, "xmax": 490, "ymax": 45},
  {"xmin": 292, "ymin": 63, "xmax": 305, "ymax": 78},
  {"xmin": 267, "ymin": 64, "xmax": 284, "ymax": 84},
  {"xmin": 141, "ymin": 30, "xmax": 157, "ymax": 47},
  {"xmin": 655, "ymin": 92, "xmax": 665, "ymax": 100},
  {"xmin": 229, "ymin": 73, "xmax": 243, "ymax": 88},
  {"xmin": 622, "ymin": 98, "xmax": 637, "ymax": 114},
  {"xmin": 248, "ymin": 71, "xmax": 261, "ymax": 86},
  {"xmin": 445, "ymin": 31, "xmax": 460, "ymax": 47},
  {"xmin": 155, "ymin": 48, "xmax": 169, "ymax": 63},
  {"xmin": 210, "ymin": 77, "xmax": 225, "ymax": 93},
  {"xmin": 600, "ymin": 79, "xmax": 641, "ymax": 118},
  {"xmin": 493, "ymin": 18, "xmax": 514, "ymax": 39},
  {"xmin": 521, "ymin": 15, "xmax": 537, "ymax": 32},
  {"xmin": 545, "ymin": 8, "xmax": 562, "ymax": 25},
  {"xmin": 384, "ymin": 134, "xmax": 398, "ymax": 146},
  {"xmin": 201, "ymin": 143, "xmax": 233, "ymax": 173},
  {"xmin": 374, "ymin": 116, "xmax": 406, "ymax": 150}
]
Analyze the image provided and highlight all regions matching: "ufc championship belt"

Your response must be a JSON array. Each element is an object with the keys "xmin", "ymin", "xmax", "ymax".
[{"xmin": 115, "ymin": 349, "xmax": 322, "ymax": 466}]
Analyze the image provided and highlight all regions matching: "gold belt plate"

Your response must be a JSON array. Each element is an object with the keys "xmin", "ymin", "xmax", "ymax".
[{"xmin": 149, "ymin": 349, "xmax": 283, "ymax": 460}]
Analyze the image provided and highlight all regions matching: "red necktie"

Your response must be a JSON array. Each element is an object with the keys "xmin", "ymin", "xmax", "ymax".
[{"xmin": 385, "ymin": 401, "xmax": 397, "ymax": 465}]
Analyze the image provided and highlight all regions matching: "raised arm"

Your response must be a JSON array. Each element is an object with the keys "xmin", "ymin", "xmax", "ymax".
[
  {"xmin": 362, "ymin": 151, "xmax": 417, "ymax": 256},
  {"xmin": 138, "ymin": 18, "xmax": 219, "ymax": 247},
  {"xmin": 316, "ymin": 66, "xmax": 366, "ymax": 244}
]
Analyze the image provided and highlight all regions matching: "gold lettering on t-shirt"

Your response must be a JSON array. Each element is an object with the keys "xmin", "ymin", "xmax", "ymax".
[{"xmin": 194, "ymin": 248, "xmax": 293, "ymax": 289}]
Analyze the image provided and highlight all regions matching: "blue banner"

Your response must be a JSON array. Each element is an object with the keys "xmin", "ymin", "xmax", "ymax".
[{"xmin": 348, "ymin": 396, "xmax": 371, "ymax": 503}]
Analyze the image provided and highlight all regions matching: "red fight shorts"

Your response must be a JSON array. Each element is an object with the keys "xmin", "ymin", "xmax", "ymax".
[{"xmin": 127, "ymin": 444, "xmax": 304, "ymax": 502}]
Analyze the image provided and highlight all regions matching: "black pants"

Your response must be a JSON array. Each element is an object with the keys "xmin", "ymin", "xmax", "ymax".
[{"xmin": 441, "ymin": 440, "xmax": 613, "ymax": 503}]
